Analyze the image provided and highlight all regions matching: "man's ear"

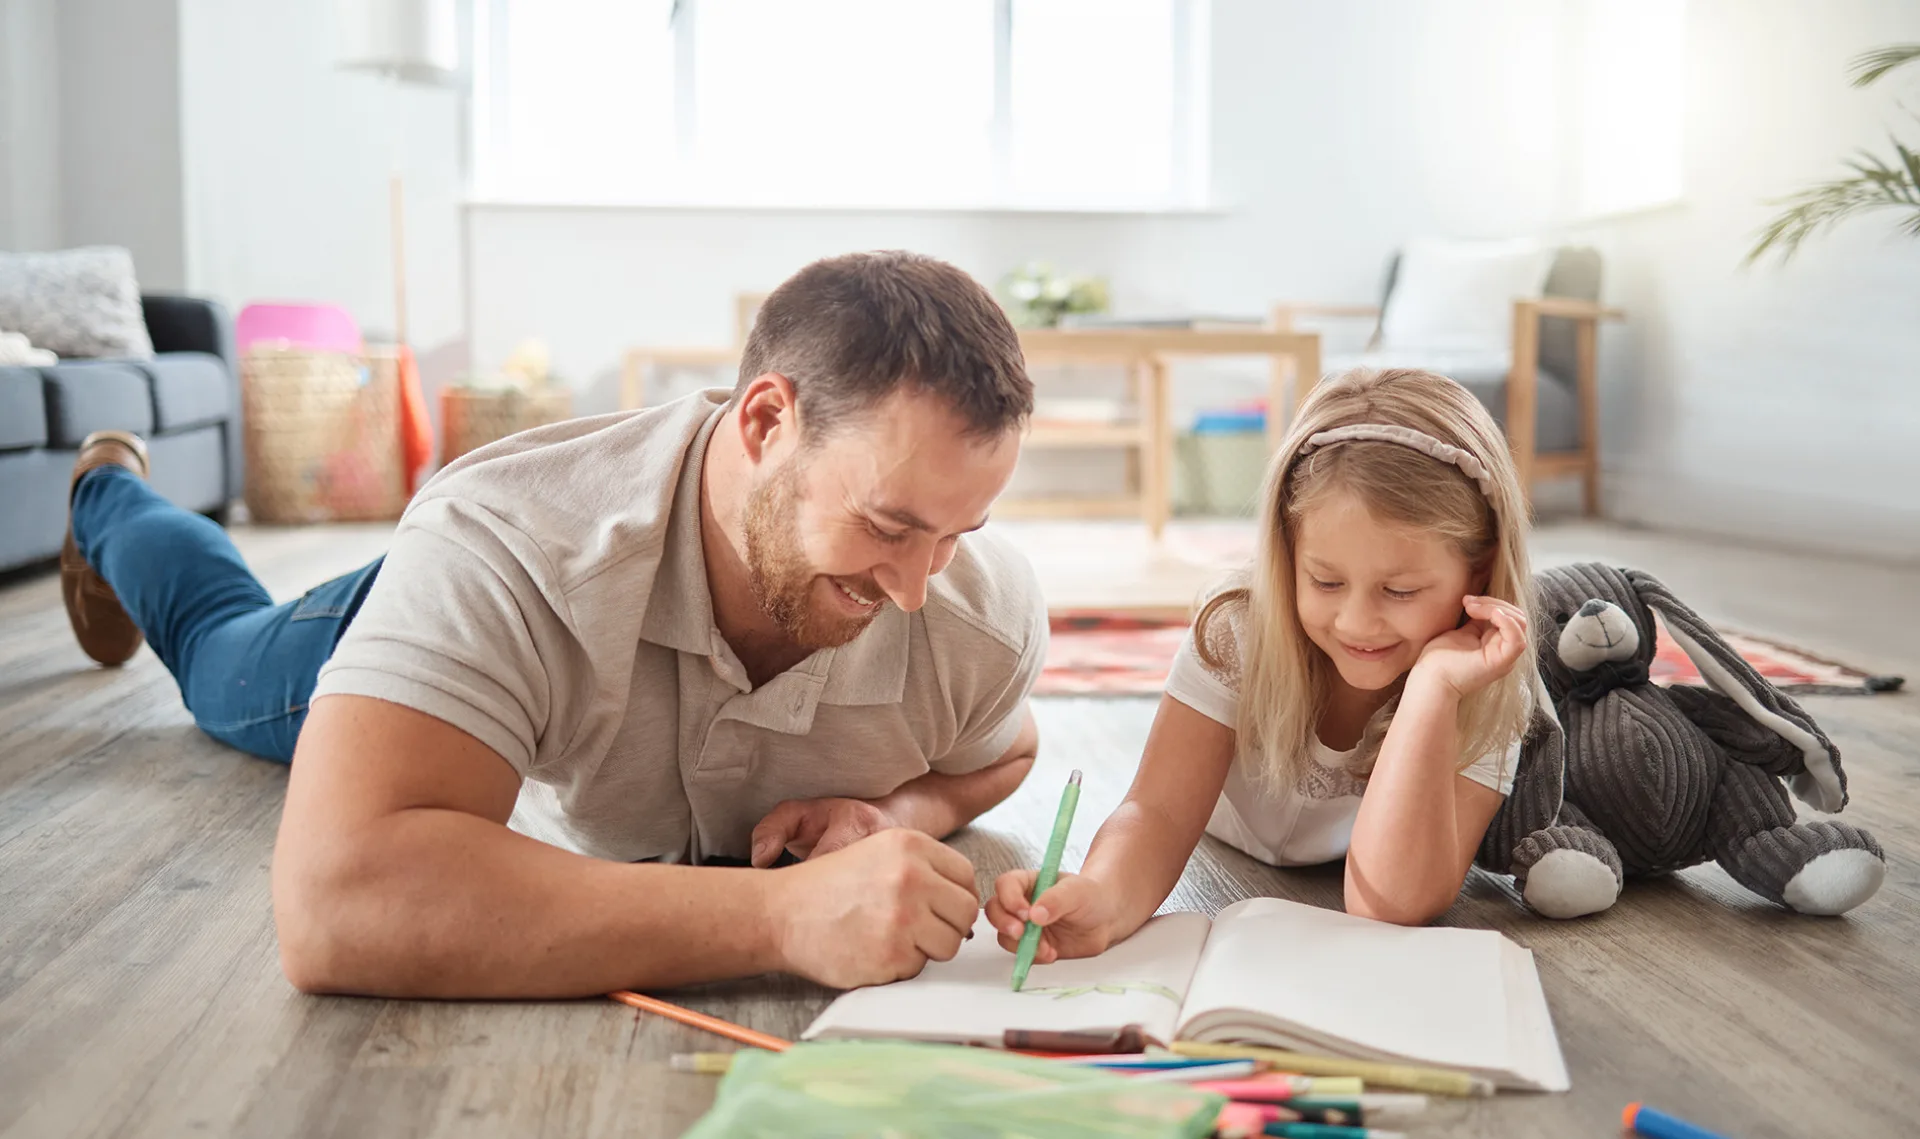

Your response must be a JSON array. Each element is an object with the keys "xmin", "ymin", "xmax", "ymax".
[{"xmin": 735, "ymin": 372, "xmax": 801, "ymax": 464}]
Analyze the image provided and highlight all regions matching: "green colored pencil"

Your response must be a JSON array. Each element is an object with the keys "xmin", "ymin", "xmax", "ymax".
[{"xmin": 1011, "ymin": 768, "xmax": 1083, "ymax": 991}]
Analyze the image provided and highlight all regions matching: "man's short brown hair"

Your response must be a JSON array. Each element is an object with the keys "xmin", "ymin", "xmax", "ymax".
[{"xmin": 736, "ymin": 250, "xmax": 1032, "ymax": 441}]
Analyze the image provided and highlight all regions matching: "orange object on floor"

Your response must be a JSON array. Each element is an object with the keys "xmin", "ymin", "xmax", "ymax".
[
  {"xmin": 395, "ymin": 345, "xmax": 433, "ymax": 493},
  {"xmin": 609, "ymin": 990, "xmax": 792, "ymax": 1052}
]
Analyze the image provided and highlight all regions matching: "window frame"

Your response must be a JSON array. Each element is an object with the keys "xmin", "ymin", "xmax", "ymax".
[{"xmin": 469, "ymin": 0, "xmax": 1212, "ymax": 213}]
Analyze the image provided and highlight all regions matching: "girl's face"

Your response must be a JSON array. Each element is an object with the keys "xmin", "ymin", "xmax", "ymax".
[{"xmin": 1292, "ymin": 490, "xmax": 1483, "ymax": 693}]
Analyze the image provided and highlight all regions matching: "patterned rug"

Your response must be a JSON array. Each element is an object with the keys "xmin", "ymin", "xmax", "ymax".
[{"xmin": 1039, "ymin": 611, "xmax": 1904, "ymax": 698}]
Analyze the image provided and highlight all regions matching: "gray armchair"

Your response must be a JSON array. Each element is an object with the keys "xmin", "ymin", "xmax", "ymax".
[{"xmin": 1273, "ymin": 246, "xmax": 1622, "ymax": 515}]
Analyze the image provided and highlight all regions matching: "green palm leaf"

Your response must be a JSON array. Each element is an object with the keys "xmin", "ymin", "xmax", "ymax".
[
  {"xmin": 1850, "ymin": 44, "xmax": 1920, "ymax": 87},
  {"xmin": 1750, "ymin": 44, "xmax": 1920, "ymax": 263}
]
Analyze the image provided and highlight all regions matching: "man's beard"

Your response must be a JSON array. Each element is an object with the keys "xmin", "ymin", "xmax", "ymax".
[{"xmin": 741, "ymin": 459, "xmax": 885, "ymax": 651}]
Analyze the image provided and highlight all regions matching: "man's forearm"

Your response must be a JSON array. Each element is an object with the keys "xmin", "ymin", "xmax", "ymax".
[{"xmin": 275, "ymin": 807, "xmax": 785, "ymax": 998}]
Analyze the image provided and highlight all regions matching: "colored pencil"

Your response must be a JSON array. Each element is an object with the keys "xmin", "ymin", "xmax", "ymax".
[
  {"xmin": 1264, "ymin": 1124, "xmax": 1404, "ymax": 1139},
  {"xmin": 1004, "ymin": 1023, "xmax": 1145, "ymax": 1053},
  {"xmin": 1012, "ymin": 769, "xmax": 1083, "ymax": 991},
  {"xmin": 1193, "ymin": 1075, "xmax": 1365, "ymax": 1102},
  {"xmin": 1249, "ymin": 1096, "xmax": 1427, "ymax": 1127},
  {"xmin": 669, "ymin": 1052, "xmax": 737, "ymax": 1074},
  {"xmin": 608, "ymin": 991, "xmax": 791, "ymax": 1052},
  {"xmin": 1070, "ymin": 1055, "xmax": 1264, "ymax": 1071},
  {"xmin": 1122, "ymin": 1059, "xmax": 1258, "ymax": 1082},
  {"xmin": 1171, "ymin": 1041, "xmax": 1492, "ymax": 1097},
  {"xmin": 1215, "ymin": 1101, "xmax": 1269, "ymax": 1138}
]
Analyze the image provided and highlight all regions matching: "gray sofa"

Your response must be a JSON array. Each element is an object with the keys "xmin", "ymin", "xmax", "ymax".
[{"xmin": 0, "ymin": 295, "xmax": 241, "ymax": 572}]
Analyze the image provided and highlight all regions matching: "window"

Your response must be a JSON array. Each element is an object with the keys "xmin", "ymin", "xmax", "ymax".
[
  {"xmin": 472, "ymin": 0, "xmax": 1209, "ymax": 210},
  {"xmin": 1568, "ymin": 0, "xmax": 1686, "ymax": 218}
]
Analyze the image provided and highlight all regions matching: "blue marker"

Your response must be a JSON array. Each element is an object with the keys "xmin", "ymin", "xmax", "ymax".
[{"xmin": 1624, "ymin": 1103, "xmax": 1736, "ymax": 1139}]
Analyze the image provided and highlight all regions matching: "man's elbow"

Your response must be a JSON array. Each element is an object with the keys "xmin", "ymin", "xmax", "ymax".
[
  {"xmin": 275, "ymin": 891, "xmax": 346, "ymax": 994},
  {"xmin": 272, "ymin": 842, "xmax": 378, "ymax": 995}
]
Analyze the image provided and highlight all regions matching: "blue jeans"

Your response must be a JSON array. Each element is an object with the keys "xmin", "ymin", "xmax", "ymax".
[{"xmin": 70, "ymin": 466, "xmax": 382, "ymax": 763}]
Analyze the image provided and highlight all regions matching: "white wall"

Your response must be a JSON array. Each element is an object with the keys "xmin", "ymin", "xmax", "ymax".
[
  {"xmin": 178, "ymin": 0, "xmax": 466, "ymax": 382},
  {"xmin": 0, "ymin": 0, "xmax": 64, "ymax": 250},
  {"xmin": 53, "ymin": 0, "xmax": 187, "ymax": 289},
  {"xmin": 0, "ymin": 0, "xmax": 184, "ymax": 276},
  {"xmin": 468, "ymin": 0, "xmax": 1570, "ymax": 417},
  {"xmin": 1578, "ymin": 0, "xmax": 1920, "ymax": 561}
]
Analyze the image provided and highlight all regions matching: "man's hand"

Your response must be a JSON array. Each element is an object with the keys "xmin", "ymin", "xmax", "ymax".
[
  {"xmin": 764, "ymin": 829, "xmax": 981, "ymax": 988},
  {"xmin": 750, "ymin": 797, "xmax": 898, "ymax": 866}
]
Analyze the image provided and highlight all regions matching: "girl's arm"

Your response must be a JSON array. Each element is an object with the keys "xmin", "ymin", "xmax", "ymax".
[
  {"xmin": 1080, "ymin": 695, "xmax": 1239, "ymax": 937},
  {"xmin": 1345, "ymin": 594, "xmax": 1527, "ymax": 925},
  {"xmin": 1344, "ymin": 674, "xmax": 1504, "ymax": 925},
  {"xmin": 986, "ymin": 693, "xmax": 1235, "ymax": 960}
]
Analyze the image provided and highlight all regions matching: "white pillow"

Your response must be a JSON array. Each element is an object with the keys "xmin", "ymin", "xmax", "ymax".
[
  {"xmin": 1377, "ymin": 238, "xmax": 1555, "ymax": 358},
  {"xmin": 0, "ymin": 246, "xmax": 154, "ymax": 359}
]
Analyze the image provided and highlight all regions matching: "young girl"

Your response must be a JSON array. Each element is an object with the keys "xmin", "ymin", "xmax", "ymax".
[{"xmin": 989, "ymin": 367, "xmax": 1537, "ymax": 957}]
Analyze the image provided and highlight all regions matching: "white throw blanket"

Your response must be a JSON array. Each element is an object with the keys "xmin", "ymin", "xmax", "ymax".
[{"xmin": 0, "ymin": 329, "xmax": 56, "ymax": 366}]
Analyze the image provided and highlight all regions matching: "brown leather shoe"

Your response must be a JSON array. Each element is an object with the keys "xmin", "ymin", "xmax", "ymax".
[{"xmin": 61, "ymin": 431, "xmax": 152, "ymax": 666}]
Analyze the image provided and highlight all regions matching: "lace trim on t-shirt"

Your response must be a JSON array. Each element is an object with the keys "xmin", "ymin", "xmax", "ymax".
[{"xmin": 1299, "ymin": 748, "xmax": 1368, "ymax": 800}]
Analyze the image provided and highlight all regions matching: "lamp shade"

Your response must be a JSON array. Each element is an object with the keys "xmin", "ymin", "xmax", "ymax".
[{"xmin": 337, "ymin": 0, "xmax": 459, "ymax": 85}]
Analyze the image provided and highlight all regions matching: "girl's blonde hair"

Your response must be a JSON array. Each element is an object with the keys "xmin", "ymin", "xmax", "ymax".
[{"xmin": 1195, "ymin": 367, "xmax": 1535, "ymax": 788}]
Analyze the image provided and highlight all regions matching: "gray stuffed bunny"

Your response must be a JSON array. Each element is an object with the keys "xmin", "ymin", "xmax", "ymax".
[{"xmin": 1477, "ymin": 562, "xmax": 1886, "ymax": 918}]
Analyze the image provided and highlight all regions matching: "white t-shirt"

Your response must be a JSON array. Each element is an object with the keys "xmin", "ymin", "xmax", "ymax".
[{"xmin": 1164, "ymin": 607, "xmax": 1519, "ymax": 868}]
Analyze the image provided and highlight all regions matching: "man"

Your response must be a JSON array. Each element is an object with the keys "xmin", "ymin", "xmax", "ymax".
[{"xmin": 60, "ymin": 251, "xmax": 1047, "ymax": 997}]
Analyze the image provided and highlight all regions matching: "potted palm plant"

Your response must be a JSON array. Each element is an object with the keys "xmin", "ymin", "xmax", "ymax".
[{"xmin": 1748, "ymin": 44, "xmax": 1920, "ymax": 263}]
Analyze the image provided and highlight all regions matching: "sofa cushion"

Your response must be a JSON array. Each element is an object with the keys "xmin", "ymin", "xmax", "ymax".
[
  {"xmin": 41, "ymin": 360, "xmax": 154, "ymax": 446},
  {"xmin": 142, "ymin": 352, "xmax": 231, "ymax": 433},
  {"xmin": 1378, "ymin": 238, "xmax": 1555, "ymax": 358},
  {"xmin": 0, "ymin": 366, "xmax": 48, "ymax": 450}
]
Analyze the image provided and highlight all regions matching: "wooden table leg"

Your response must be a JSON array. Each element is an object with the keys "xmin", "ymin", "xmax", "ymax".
[
  {"xmin": 1144, "ymin": 355, "xmax": 1171, "ymax": 541},
  {"xmin": 1508, "ymin": 302, "xmax": 1541, "ymax": 510},
  {"xmin": 1575, "ymin": 317, "xmax": 1600, "ymax": 517},
  {"xmin": 1270, "ymin": 337, "xmax": 1322, "ymax": 450}
]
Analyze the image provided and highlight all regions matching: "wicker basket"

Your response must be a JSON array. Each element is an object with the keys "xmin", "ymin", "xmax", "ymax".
[
  {"xmin": 441, "ymin": 386, "xmax": 573, "ymax": 465},
  {"xmin": 242, "ymin": 346, "xmax": 409, "ymax": 523}
]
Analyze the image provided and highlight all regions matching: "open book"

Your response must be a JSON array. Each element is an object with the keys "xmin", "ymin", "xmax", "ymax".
[{"xmin": 803, "ymin": 897, "xmax": 1569, "ymax": 1093}]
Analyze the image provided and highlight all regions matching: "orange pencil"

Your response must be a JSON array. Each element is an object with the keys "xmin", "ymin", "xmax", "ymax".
[{"xmin": 608, "ymin": 990, "xmax": 792, "ymax": 1053}]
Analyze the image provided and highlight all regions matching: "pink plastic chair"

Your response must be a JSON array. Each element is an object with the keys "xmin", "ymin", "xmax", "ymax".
[{"xmin": 234, "ymin": 303, "xmax": 363, "ymax": 355}]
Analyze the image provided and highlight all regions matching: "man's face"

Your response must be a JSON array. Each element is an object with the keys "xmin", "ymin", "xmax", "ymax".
[{"xmin": 742, "ymin": 389, "xmax": 1021, "ymax": 650}]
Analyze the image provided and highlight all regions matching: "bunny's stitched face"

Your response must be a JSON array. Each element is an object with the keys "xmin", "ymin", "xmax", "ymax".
[{"xmin": 1556, "ymin": 599, "xmax": 1641, "ymax": 672}]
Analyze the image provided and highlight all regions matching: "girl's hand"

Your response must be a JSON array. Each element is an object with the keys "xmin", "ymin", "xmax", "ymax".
[
  {"xmin": 1412, "ymin": 595, "xmax": 1530, "ymax": 699},
  {"xmin": 985, "ymin": 869, "xmax": 1118, "ymax": 965}
]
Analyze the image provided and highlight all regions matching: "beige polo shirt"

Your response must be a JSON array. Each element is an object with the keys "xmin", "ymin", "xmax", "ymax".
[{"xmin": 313, "ymin": 389, "xmax": 1047, "ymax": 864}]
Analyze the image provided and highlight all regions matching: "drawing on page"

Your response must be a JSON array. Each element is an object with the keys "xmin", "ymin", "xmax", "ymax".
[{"xmin": 1018, "ymin": 981, "xmax": 1182, "ymax": 1004}]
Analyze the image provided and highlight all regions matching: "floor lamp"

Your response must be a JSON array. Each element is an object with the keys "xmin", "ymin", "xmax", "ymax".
[
  {"xmin": 334, "ymin": 0, "xmax": 460, "ymax": 349},
  {"xmin": 336, "ymin": 0, "xmax": 460, "ymax": 486}
]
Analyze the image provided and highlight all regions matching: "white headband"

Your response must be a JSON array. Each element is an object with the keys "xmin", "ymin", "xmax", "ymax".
[{"xmin": 1297, "ymin": 423, "xmax": 1498, "ymax": 499}]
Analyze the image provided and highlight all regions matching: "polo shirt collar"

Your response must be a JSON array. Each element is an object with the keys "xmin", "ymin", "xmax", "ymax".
[{"xmin": 640, "ymin": 400, "xmax": 727, "ymax": 656}]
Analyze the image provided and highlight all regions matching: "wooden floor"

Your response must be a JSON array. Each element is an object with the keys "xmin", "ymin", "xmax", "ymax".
[{"xmin": 2, "ymin": 519, "xmax": 1917, "ymax": 1138}]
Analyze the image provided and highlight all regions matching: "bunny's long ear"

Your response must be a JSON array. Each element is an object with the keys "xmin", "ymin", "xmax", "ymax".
[
  {"xmin": 1477, "ymin": 672, "xmax": 1566, "ymax": 872},
  {"xmin": 1626, "ymin": 569, "xmax": 1845, "ymax": 812}
]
